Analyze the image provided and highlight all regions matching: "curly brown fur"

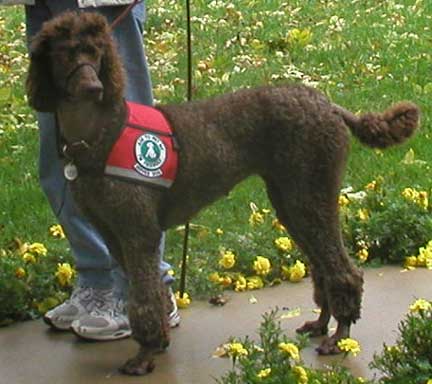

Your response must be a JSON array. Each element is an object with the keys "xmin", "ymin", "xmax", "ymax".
[{"xmin": 26, "ymin": 12, "xmax": 420, "ymax": 373}]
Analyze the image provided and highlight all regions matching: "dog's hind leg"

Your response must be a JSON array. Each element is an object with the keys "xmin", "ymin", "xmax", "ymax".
[
  {"xmin": 265, "ymin": 179, "xmax": 330, "ymax": 336},
  {"xmin": 116, "ymin": 223, "xmax": 170, "ymax": 375},
  {"xmin": 264, "ymin": 176, "xmax": 363, "ymax": 355}
]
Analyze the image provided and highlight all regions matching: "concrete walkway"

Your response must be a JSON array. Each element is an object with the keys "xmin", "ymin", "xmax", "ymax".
[{"xmin": 1, "ymin": 266, "xmax": 430, "ymax": 384}]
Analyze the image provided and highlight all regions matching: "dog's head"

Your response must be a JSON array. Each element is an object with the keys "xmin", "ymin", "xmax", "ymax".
[{"xmin": 26, "ymin": 11, "xmax": 125, "ymax": 112}]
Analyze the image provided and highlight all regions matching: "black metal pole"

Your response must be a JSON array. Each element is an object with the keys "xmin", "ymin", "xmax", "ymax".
[{"xmin": 180, "ymin": 0, "xmax": 192, "ymax": 298}]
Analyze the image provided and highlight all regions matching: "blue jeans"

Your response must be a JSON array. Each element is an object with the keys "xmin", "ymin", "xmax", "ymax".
[{"xmin": 25, "ymin": 0, "xmax": 173, "ymax": 298}]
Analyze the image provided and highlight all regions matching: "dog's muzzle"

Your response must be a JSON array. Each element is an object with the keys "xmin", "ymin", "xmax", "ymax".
[{"xmin": 64, "ymin": 62, "xmax": 103, "ymax": 101}]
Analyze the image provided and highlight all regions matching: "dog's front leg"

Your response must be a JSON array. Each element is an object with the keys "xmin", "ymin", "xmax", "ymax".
[{"xmin": 118, "ymin": 232, "xmax": 170, "ymax": 376}]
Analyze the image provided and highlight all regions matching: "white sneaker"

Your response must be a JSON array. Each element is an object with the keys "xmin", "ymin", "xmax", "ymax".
[
  {"xmin": 43, "ymin": 286, "xmax": 110, "ymax": 331},
  {"xmin": 70, "ymin": 288, "xmax": 181, "ymax": 341},
  {"xmin": 167, "ymin": 288, "xmax": 181, "ymax": 328},
  {"xmin": 71, "ymin": 297, "xmax": 131, "ymax": 341}
]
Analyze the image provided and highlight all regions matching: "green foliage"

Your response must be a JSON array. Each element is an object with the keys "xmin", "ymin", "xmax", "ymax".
[
  {"xmin": 216, "ymin": 304, "xmax": 432, "ymax": 383},
  {"xmin": 216, "ymin": 309, "xmax": 371, "ymax": 384},
  {"xmin": 0, "ymin": 240, "xmax": 74, "ymax": 326},
  {"xmin": 165, "ymin": 200, "xmax": 306, "ymax": 299},
  {"xmin": 371, "ymin": 301, "xmax": 432, "ymax": 384},
  {"xmin": 342, "ymin": 179, "xmax": 432, "ymax": 265}
]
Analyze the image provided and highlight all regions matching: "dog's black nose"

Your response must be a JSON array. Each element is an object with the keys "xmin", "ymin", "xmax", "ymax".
[{"xmin": 83, "ymin": 83, "xmax": 104, "ymax": 101}]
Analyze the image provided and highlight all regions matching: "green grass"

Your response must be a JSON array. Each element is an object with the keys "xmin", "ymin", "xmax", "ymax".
[{"xmin": 0, "ymin": 1, "xmax": 431, "ymax": 308}]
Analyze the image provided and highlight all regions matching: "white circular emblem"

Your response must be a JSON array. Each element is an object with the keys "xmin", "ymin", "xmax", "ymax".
[
  {"xmin": 64, "ymin": 162, "xmax": 78, "ymax": 181},
  {"xmin": 135, "ymin": 133, "xmax": 167, "ymax": 172}
]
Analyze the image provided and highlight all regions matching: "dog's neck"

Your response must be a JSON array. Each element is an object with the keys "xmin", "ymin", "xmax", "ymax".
[
  {"xmin": 58, "ymin": 100, "xmax": 108, "ymax": 145},
  {"xmin": 57, "ymin": 97, "xmax": 126, "ymax": 171}
]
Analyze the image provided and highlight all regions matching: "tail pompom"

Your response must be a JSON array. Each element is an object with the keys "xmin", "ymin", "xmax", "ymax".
[{"xmin": 349, "ymin": 102, "xmax": 420, "ymax": 148}]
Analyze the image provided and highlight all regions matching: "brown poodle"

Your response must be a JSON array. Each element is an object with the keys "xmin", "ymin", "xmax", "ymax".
[{"xmin": 26, "ymin": 12, "xmax": 419, "ymax": 375}]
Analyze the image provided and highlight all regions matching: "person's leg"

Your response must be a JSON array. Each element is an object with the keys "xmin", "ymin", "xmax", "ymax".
[{"xmin": 25, "ymin": 0, "xmax": 118, "ymax": 331}]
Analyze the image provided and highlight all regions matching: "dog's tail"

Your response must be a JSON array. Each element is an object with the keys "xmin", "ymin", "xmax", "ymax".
[{"xmin": 333, "ymin": 102, "xmax": 420, "ymax": 148}]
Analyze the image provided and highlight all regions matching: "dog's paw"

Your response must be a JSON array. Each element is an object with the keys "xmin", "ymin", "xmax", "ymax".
[
  {"xmin": 119, "ymin": 353, "xmax": 155, "ymax": 376},
  {"xmin": 315, "ymin": 336, "xmax": 342, "ymax": 355},
  {"xmin": 296, "ymin": 321, "xmax": 328, "ymax": 337}
]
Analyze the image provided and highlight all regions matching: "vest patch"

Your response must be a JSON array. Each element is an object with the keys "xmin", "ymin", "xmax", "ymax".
[{"xmin": 105, "ymin": 101, "xmax": 178, "ymax": 188}]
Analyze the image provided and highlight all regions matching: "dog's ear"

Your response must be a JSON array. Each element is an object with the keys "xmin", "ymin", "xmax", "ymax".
[
  {"xmin": 99, "ymin": 35, "xmax": 125, "ymax": 105},
  {"xmin": 26, "ymin": 32, "xmax": 58, "ymax": 112}
]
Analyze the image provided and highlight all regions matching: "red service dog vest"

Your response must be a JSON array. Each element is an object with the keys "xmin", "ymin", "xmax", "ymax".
[{"xmin": 105, "ymin": 101, "xmax": 178, "ymax": 188}]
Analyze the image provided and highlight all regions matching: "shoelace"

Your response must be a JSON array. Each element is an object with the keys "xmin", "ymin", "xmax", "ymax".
[
  {"xmin": 70, "ymin": 286, "xmax": 115, "ymax": 314},
  {"xmin": 90, "ymin": 294, "xmax": 128, "ymax": 318}
]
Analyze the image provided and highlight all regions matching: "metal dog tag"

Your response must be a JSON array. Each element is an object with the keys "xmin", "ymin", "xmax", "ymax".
[{"xmin": 64, "ymin": 162, "xmax": 78, "ymax": 181}]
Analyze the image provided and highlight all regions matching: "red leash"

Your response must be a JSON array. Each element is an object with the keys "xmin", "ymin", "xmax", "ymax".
[{"xmin": 110, "ymin": 0, "xmax": 141, "ymax": 29}]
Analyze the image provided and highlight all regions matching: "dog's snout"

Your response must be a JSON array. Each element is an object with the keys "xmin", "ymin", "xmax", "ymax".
[
  {"xmin": 67, "ymin": 64, "xmax": 104, "ymax": 101},
  {"xmin": 82, "ymin": 82, "xmax": 104, "ymax": 101}
]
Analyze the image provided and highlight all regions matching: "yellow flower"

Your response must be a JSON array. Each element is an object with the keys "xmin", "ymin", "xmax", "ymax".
[
  {"xmin": 426, "ymin": 379, "xmax": 432, "ymax": 384},
  {"xmin": 22, "ymin": 252, "xmax": 36, "ymax": 264},
  {"xmin": 272, "ymin": 218, "xmax": 286, "ymax": 232},
  {"xmin": 257, "ymin": 368, "xmax": 271, "ymax": 379},
  {"xmin": 385, "ymin": 345, "xmax": 400, "ymax": 353},
  {"xmin": 292, "ymin": 366, "xmax": 308, "ymax": 384},
  {"xmin": 339, "ymin": 195, "xmax": 350, "ymax": 207},
  {"xmin": 220, "ymin": 276, "xmax": 233, "ymax": 287},
  {"xmin": 418, "ymin": 191, "xmax": 429, "ymax": 209},
  {"xmin": 402, "ymin": 187, "xmax": 416, "ymax": 200},
  {"xmin": 55, "ymin": 263, "xmax": 75, "ymax": 287},
  {"xmin": 246, "ymin": 276, "xmax": 264, "ymax": 290},
  {"xmin": 227, "ymin": 342, "xmax": 248, "ymax": 358},
  {"xmin": 175, "ymin": 291, "xmax": 191, "ymax": 309},
  {"xmin": 409, "ymin": 298, "xmax": 431, "ymax": 313},
  {"xmin": 402, "ymin": 188, "xmax": 429, "ymax": 209},
  {"xmin": 249, "ymin": 211, "xmax": 265, "ymax": 226},
  {"xmin": 416, "ymin": 243, "xmax": 432, "ymax": 269},
  {"xmin": 15, "ymin": 267, "xmax": 26, "ymax": 279},
  {"xmin": 404, "ymin": 256, "xmax": 418, "ymax": 268},
  {"xmin": 251, "ymin": 38, "xmax": 264, "ymax": 51},
  {"xmin": 287, "ymin": 28, "xmax": 312, "ymax": 47},
  {"xmin": 337, "ymin": 338, "xmax": 361, "ymax": 356},
  {"xmin": 288, "ymin": 260, "xmax": 306, "ymax": 282},
  {"xmin": 357, "ymin": 208, "xmax": 370, "ymax": 221},
  {"xmin": 218, "ymin": 250, "xmax": 236, "ymax": 269},
  {"xmin": 209, "ymin": 272, "xmax": 221, "ymax": 283},
  {"xmin": 365, "ymin": 180, "xmax": 377, "ymax": 191},
  {"xmin": 28, "ymin": 242, "xmax": 47, "ymax": 256},
  {"xmin": 235, "ymin": 275, "xmax": 247, "ymax": 292},
  {"xmin": 279, "ymin": 342, "xmax": 300, "ymax": 361},
  {"xmin": 253, "ymin": 256, "xmax": 271, "ymax": 276},
  {"xmin": 215, "ymin": 228, "xmax": 224, "ymax": 235},
  {"xmin": 210, "ymin": 272, "xmax": 233, "ymax": 287},
  {"xmin": 274, "ymin": 237, "xmax": 294, "ymax": 252},
  {"xmin": 49, "ymin": 224, "xmax": 65, "ymax": 239},
  {"xmin": 357, "ymin": 248, "xmax": 369, "ymax": 263}
]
